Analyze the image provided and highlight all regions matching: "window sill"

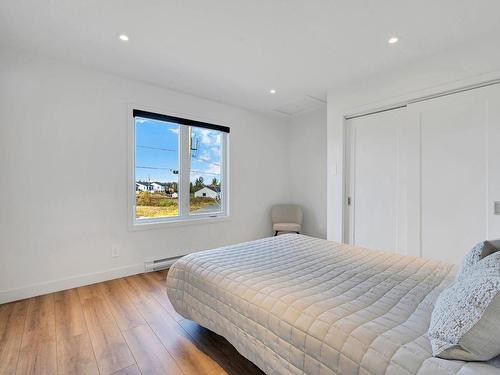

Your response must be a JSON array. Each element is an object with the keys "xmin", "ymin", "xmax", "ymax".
[{"xmin": 129, "ymin": 214, "xmax": 230, "ymax": 231}]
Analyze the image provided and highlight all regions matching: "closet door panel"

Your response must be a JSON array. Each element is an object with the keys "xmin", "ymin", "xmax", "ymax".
[
  {"xmin": 347, "ymin": 108, "xmax": 406, "ymax": 252},
  {"xmin": 485, "ymin": 84, "xmax": 500, "ymax": 240},
  {"xmin": 411, "ymin": 89, "xmax": 489, "ymax": 263}
]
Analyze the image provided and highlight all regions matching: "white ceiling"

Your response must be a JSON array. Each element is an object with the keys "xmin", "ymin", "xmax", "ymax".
[{"xmin": 1, "ymin": 1, "xmax": 500, "ymax": 116}]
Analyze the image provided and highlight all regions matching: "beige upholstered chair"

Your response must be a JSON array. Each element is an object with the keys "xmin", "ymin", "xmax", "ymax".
[{"xmin": 272, "ymin": 204, "xmax": 303, "ymax": 236}]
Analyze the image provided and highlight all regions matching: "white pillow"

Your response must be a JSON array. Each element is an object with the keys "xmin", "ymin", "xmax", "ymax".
[
  {"xmin": 428, "ymin": 252, "xmax": 500, "ymax": 361},
  {"xmin": 456, "ymin": 240, "xmax": 499, "ymax": 282}
]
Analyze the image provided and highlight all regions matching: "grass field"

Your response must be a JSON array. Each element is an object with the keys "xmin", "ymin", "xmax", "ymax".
[
  {"xmin": 136, "ymin": 205, "xmax": 179, "ymax": 218},
  {"xmin": 135, "ymin": 192, "xmax": 219, "ymax": 218}
]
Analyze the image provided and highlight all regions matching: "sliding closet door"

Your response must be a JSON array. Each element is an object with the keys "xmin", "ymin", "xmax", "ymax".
[
  {"xmin": 345, "ymin": 84, "xmax": 500, "ymax": 261},
  {"xmin": 407, "ymin": 85, "xmax": 498, "ymax": 263},
  {"xmin": 346, "ymin": 108, "xmax": 406, "ymax": 252},
  {"xmin": 486, "ymin": 85, "xmax": 500, "ymax": 242}
]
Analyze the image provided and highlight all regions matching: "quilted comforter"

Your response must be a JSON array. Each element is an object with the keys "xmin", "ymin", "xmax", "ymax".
[{"xmin": 166, "ymin": 234, "xmax": 500, "ymax": 375}]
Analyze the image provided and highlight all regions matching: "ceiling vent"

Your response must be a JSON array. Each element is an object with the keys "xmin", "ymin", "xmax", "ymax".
[{"xmin": 273, "ymin": 95, "xmax": 326, "ymax": 117}]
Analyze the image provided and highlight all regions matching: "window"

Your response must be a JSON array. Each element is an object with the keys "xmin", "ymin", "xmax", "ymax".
[
  {"xmin": 190, "ymin": 126, "xmax": 223, "ymax": 215},
  {"xmin": 132, "ymin": 109, "xmax": 229, "ymax": 226}
]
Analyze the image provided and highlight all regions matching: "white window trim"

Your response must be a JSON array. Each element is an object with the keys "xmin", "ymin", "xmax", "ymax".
[{"xmin": 127, "ymin": 105, "xmax": 230, "ymax": 231}]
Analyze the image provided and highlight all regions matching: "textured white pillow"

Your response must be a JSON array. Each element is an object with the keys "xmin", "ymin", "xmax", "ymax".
[
  {"xmin": 456, "ymin": 240, "xmax": 499, "ymax": 282},
  {"xmin": 428, "ymin": 252, "xmax": 500, "ymax": 361}
]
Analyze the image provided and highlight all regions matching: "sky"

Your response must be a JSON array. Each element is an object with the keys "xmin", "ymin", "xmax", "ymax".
[{"xmin": 135, "ymin": 117, "xmax": 222, "ymax": 188}]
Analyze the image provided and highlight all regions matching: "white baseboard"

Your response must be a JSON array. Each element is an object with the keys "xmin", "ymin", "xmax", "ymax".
[{"xmin": 0, "ymin": 263, "xmax": 145, "ymax": 304}]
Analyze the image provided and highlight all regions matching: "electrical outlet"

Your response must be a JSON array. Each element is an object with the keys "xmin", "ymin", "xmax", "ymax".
[{"xmin": 111, "ymin": 244, "xmax": 121, "ymax": 258}]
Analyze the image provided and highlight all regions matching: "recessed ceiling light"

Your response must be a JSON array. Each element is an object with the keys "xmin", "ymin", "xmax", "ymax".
[
  {"xmin": 388, "ymin": 37, "xmax": 399, "ymax": 44},
  {"xmin": 119, "ymin": 34, "xmax": 129, "ymax": 42},
  {"xmin": 269, "ymin": 89, "xmax": 276, "ymax": 94}
]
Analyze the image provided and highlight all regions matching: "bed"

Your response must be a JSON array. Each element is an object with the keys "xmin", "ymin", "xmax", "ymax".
[{"xmin": 166, "ymin": 234, "xmax": 500, "ymax": 374}]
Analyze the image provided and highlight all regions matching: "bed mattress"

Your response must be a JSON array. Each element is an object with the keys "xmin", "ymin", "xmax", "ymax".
[{"xmin": 166, "ymin": 234, "xmax": 500, "ymax": 374}]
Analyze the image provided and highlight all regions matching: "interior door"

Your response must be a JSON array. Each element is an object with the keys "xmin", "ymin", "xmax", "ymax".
[
  {"xmin": 407, "ymin": 86, "xmax": 493, "ymax": 262},
  {"xmin": 346, "ymin": 108, "xmax": 406, "ymax": 252}
]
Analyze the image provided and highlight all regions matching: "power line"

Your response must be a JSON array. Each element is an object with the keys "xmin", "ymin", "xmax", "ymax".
[
  {"xmin": 137, "ymin": 145, "xmax": 221, "ymax": 169},
  {"xmin": 191, "ymin": 157, "xmax": 220, "ymax": 167},
  {"xmin": 137, "ymin": 166, "xmax": 219, "ymax": 176},
  {"xmin": 191, "ymin": 169, "xmax": 220, "ymax": 176},
  {"xmin": 136, "ymin": 166, "xmax": 178, "ymax": 172},
  {"xmin": 137, "ymin": 145, "xmax": 177, "ymax": 152}
]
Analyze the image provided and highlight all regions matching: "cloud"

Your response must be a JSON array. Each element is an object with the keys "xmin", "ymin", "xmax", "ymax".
[
  {"xmin": 169, "ymin": 128, "xmax": 179, "ymax": 134},
  {"xmin": 196, "ymin": 129, "xmax": 221, "ymax": 146},
  {"xmin": 210, "ymin": 146, "xmax": 221, "ymax": 158},
  {"xmin": 199, "ymin": 129, "xmax": 213, "ymax": 145},
  {"xmin": 198, "ymin": 152, "xmax": 211, "ymax": 162},
  {"xmin": 190, "ymin": 161, "xmax": 221, "ymax": 181},
  {"xmin": 206, "ymin": 163, "xmax": 221, "ymax": 175}
]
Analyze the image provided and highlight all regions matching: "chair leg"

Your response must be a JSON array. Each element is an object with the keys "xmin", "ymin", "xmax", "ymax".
[
  {"xmin": 274, "ymin": 231, "xmax": 278, "ymax": 236},
  {"xmin": 295, "ymin": 231, "xmax": 300, "ymax": 234}
]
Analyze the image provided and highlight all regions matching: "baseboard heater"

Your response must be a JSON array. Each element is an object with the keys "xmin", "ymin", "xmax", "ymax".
[{"xmin": 144, "ymin": 256, "xmax": 182, "ymax": 272}]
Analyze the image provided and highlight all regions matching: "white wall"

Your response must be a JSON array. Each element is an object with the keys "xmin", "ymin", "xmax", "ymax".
[
  {"xmin": 327, "ymin": 37, "xmax": 500, "ymax": 242},
  {"xmin": 0, "ymin": 47, "xmax": 291, "ymax": 302},
  {"xmin": 287, "ymin": 108, "xmax": 327, "ymax": 238}
]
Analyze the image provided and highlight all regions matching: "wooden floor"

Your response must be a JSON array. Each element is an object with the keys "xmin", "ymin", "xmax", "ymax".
[{"xmin": 0, "ymin": 271, "xmax": 264, "ymax": 375}]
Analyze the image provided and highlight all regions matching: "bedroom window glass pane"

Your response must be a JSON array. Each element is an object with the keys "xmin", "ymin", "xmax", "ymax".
[
  {"xmin": 189, "ymin": 126, "xmax": 222, "ymax": 215},
  {"xmin": 135, "ymin": 117, "xmax": 179, "ymax": 219}
]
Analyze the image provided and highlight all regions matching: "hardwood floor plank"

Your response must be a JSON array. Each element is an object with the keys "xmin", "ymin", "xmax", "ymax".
[
  {"xmin": 78, "ymin": 285, "xmax": 135, "ymax": 375},
  {"xmin": 54, "ymin": 289, "xmax": 87, "ymax": 341},
  {"xmin": 17, "ymin": 339, "xmax": 57, "ymax": 375},
  {"xmin": 120, "ymin": 276, "xmax": 225, "ymax": 375},
  {"xmin": 111, "ymin": 364, "xmax": 141, "ymax": 375},
  {"xmin": 22, "ymin": 295, "xmax": 55, "ymax": 341},
  {"xmin": 96, "ymin": 280, "xmax": 146, "ymax": 331},
  {"xmin": 148, "ymin": 270, "xmax": 166, "ymax": 280},
  {"xmin": 57, "ymin": 334, "xmax": 99, "ymax": 375},
  {"xmin": 123, "ymin": 324, "xmax": 184, "ymax": 375},
  {"xmin": 17, "ymin": 295, "xmax": 57, "ymax": 375},
  {"xmin": 140, "ymin": 272, "xmax": 184, "ymax": 322},
  {"xmin": 54, "ymin": 288, "xmax": 99, "ymax": 375},
  {"xmin": 0, "ymin": 301, "xmax": 28, "ymax": 375}
]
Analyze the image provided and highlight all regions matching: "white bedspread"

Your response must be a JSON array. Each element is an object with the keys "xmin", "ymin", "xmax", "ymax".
[{"xmin": 166, "ymin": 234, "xmax": 500, "ymax": 375}]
